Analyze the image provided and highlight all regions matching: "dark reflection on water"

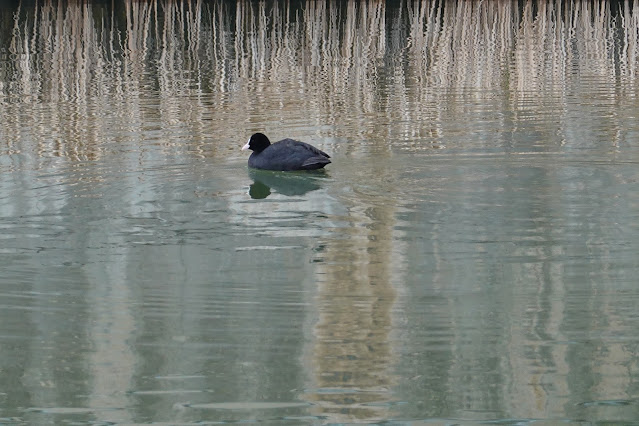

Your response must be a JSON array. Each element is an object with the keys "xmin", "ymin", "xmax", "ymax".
[
  {"xmin": 249, "ymin": 179, "xmax": 272, "ymax": 199},
  {"xmin": 2, "ymin": 0, "xmax": 639, "ymax": 424},
  {"xmin": 248, "ymin": 169, "xmax": 326, "ymax": 199}
]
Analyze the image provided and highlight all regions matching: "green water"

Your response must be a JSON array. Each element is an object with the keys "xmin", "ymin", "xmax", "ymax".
[{"xmin": 1, "ymin": 1, "xmax": 639, "ymax": 424}]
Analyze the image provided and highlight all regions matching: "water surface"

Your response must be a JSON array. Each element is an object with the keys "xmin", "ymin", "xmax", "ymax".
[{"xmin": 1, "ymin": 1, "xmax": 639, "ymax": 424}]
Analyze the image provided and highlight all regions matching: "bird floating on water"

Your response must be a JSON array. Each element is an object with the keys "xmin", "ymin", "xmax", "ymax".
[{"xmin": 242, "ymin": 133, "xmax": 331, "ymax": 171}]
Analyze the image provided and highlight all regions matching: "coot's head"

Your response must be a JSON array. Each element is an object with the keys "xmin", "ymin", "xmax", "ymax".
[{"xmin": 242, "ymin": 133, "xmax": 271, "ymax": 153}]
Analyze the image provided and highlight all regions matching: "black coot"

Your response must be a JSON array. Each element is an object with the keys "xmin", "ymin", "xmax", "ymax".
[{"xmin": 242, "ymin": 133, "xmax": 331, "ymax": 171}]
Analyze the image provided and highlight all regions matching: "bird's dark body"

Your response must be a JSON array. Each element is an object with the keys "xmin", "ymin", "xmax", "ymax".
[{"xmin": 244, "ymin": 135, "xmax": 331, "ymax": 171}]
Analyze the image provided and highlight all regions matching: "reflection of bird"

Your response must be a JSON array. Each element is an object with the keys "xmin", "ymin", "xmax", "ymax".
[
  {"xmin": 248, "ymin": 169, "xmax": 324, "ymax": 199},
  {"xmin": 248, "ymin": 180, "xmax": 271, "ymax": 199},
  {"xmin": 242, "ymin": 133, "xmax": 331, "ymax": 171}
]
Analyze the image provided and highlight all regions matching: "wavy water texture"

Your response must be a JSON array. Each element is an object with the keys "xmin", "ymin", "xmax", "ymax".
[
  {"xmin": 2, "ymin": 1, "xmax": 639, "ymax": 159},
  {"xmin": 1, "ymin": 1, "xmax": 639, "ymax": 425}
]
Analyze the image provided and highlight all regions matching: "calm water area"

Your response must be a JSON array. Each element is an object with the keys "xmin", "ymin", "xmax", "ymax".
[{"xmin": 1, "ymin": 0, "xmax": 639, "ymax": 424}]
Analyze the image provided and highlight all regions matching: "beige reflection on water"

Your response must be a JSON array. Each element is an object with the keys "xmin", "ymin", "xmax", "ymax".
[
  {"xmin": 303, "ymin": 187, "xmax": 402, "ymax": 421},
  {"xmin": 4, "ymin": 0, "xmax": 639, "ymax": 158},
  {"xmin": 2, "ymin": 0, "xmax": 639, "ymax": 422}
]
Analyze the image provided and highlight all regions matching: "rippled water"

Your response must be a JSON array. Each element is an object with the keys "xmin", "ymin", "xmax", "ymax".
[{"xmin": 2, "ymin": 1, "xmax": 639, "ymax": 424}]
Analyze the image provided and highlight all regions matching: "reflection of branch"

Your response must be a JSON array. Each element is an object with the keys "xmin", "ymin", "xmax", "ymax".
[
  {"xmin": 620, "ymin": 1, "xmax": 639, "ymax": 77},
  {"xmin": 5, "ymin": 0, "xmax": 639, "ymax": 97},
  {"xmin": 2, "ymin": 0, "xmax": 638, "ymax": 158}
]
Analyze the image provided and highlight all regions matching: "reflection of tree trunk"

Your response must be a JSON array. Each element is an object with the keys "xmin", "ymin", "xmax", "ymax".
[{"xmin": 304, "ymin": 191, "xmax": 399, "ymax": 422}]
